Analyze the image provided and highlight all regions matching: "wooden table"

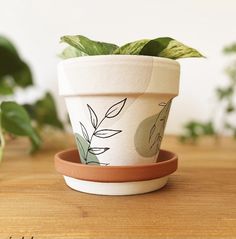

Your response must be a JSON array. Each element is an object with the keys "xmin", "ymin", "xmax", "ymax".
[{"xmin": 0, "ymin": 134, "xmax": 236, "ymax": 239}]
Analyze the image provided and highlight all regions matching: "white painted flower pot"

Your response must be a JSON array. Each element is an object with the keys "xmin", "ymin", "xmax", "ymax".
[{"xmin": 58, "ymin": 55, "xmax": 180, "ymax": 166}]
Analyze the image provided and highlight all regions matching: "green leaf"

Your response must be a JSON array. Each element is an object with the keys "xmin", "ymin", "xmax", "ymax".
[
  {"xmin": 180, "ymin": 120, "xmax": 216, "ymax": 143},
  {"xmin": 60, "ymin": 46, "xmax": 87, "ymax": 59},
  {"xmin": 60, "ymin": 35, "xmax": 203, "ymax": 59},
  {"xmin": 114, "ymin": 37, "xmax": 172, "ymax": 56},
  {"xmin": 224, "ymin": 43, "xmax": 236, "ymax": 54},
  {"xmin": 113, "ymin": 39, "xmax": 149, "ymax": 55},
  {"xmin": 0, "ymin": 35, "xmax": 33, "ymax": 88},
  {"xmin": 0, "ymin": 79, "xmax": 14, "ymax": 95},
  {"xmin": 140, "ymin": 37, "xmax": 173, "ymax": 56},
  {"xmin": 0, "ymin": 36, "xmax": 18, "ymax": 56},
  {"xmin": 114, "ymin": 37, "xmax": 203, "ymax": 59},
  {"xmin": 216, "ymin": 87, "xmax": 234, "ymax": 100},
  {"xmin": 226, "ymin": 103, "xmax": 234, "ymax": 113},
  {"xmin": 60, "ymin": 35, "xmax": 119, "ymax": 56},
  {"xmin": 23, "ymin": 92, "xmax": 64, "ymax": 130},
  {"xmin": 201, "ymin": 121, "xmax": 215, "ymax": 135},
  {"xmin": 0, "ymin": 101, "xmax": 41, "ymax": 152},
  {"xmin": 12, "ymin": 61, "xmax": 33, "ymax": 87},
  {"xmin": 0, "ymin": 38, "xmax": 22, "ymax": 77},
  {"xmin": 158, "ymin": 39, "xmax": 203, "ymax": 59}
]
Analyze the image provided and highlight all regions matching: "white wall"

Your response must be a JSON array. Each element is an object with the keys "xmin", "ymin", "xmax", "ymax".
[{"xmin": 0, "ymin": 0, "xmax": 235, "ymax": 134}]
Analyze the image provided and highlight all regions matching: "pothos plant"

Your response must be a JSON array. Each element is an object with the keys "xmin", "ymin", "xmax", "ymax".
[
  {"xmin": 180, "ymin": 42, "xmax": 236, "ymax": 143},
  {"xmin": 0, "ymin": 36, "xmax": 63, "ymax": 161},
  {"xmin": 60, "ymin": 35, "xmax": 203, "ymax": 59}
]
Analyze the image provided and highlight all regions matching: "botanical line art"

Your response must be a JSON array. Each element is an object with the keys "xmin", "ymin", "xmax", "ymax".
[
  {"xmin": 148, "ymin": 100, "xmax": 172, "ymax": 153},
  {"xmin": 75, "ymin": 98, "xmax": 127, "ymax": 165}
]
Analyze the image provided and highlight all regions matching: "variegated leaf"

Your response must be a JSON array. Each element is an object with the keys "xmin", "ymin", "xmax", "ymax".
[{"xmin": 61, "ymin": 35, "xmax": 118, "ymax": 56}]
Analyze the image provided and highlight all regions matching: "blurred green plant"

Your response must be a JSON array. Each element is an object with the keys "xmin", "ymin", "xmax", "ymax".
[
  {"xmin": 0, "ymin": 36, "xmax": 63, "ymax": 161},
  {"xmin": 180, "ymin": 42, "xmax": 236, "ymax": 143}
]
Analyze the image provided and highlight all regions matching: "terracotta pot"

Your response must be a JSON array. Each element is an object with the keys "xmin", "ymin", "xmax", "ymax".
[
  {"xmin": 55, "ymin": 148, "xmax": 178, "ymax": 195},
  {"xmin": 58, "ymin": 55, "xmax": 180, "ymax": 166}
]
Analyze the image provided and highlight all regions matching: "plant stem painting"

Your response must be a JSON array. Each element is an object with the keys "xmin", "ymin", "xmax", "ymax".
[
  {"xmin": 75, "ymin": 98, "xmax": 127, "ymax": 165},
  {"xmin": 149, "ymin": 101, "xmax": 172, "ymax": 153},
  {"xmin": 134, "ymin": 100, "xmax": 172, "ymax": 158}
]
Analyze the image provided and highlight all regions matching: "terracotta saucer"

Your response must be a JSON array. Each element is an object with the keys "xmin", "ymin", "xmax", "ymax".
[
  {"xmin": 54, "ymin": 149, "xmax": 178, "ymax": 196},
  {"xmin": 55, "ymin": 148, "xmax": 178, "ymax": 183}
]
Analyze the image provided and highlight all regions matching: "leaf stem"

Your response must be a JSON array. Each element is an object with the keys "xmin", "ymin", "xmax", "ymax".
[{"xmin": 84, "ymin": 116, "xmax": 106, "ymax": 163}]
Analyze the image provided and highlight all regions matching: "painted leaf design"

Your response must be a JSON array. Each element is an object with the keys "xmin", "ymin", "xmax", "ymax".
[
  {"xmin": 150, "ymin": 134, "xmax": 162, "ymax": 150},
  {"xmin": 88, "ymin": 147, "xmax": 110, "ymax": 155},
  {"xmin": 105, "ymin": 98, "xmax": 127, "ymax": 118},
  {"xmin": 75, "ymin": 133, "xmax": 86, "ymax": 159},
  {"xmin": 149, "ymin": 101, "xmax": 172, "ymax": 151},
  {"xmin": 94, "ymin": 129, "xmax": 122, "ymax": 138},
  {"xmin": 80, "ymin": 122, "xmax": 90, "ymax": 142},
  {"xmin": 75, "ymin": 133, "xmax": 100, "ymax": 165},
  {"xmin": 87, "ymin": 104, "xmax": 98, "ymax": 129},
  {"xmin": 149, "ymin": 125, "xmax": 156, "ymax": 142}
]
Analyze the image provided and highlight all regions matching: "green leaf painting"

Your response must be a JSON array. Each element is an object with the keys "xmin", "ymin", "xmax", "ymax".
[
  {"xmin": 134, "ymin": 101, "xmax": 172, "ymax": 158},
  {"xmin": 60, "ymin": 35, "xmax": 203, "ymax": 60},
  {"xmin": 75, "ymin": 133, "xmax": 99, "ymax": 165}
]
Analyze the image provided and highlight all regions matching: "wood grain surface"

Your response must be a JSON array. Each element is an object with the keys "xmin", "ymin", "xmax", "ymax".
[{"xmin": 0, "ymin": 134, "xmax": 235, "ymax": 239}]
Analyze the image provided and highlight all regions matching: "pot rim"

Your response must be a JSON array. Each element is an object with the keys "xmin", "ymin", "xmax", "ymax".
[{"xmin": 58, "ymin": 54, "xmax": 180, "ymax": 68}]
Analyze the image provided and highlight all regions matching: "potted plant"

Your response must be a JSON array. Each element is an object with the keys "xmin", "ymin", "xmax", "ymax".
[
  {"xmin": 0, "ymin": 36, "xmax": 63, "ymax": 161},
  {"xmin": 56, "ymin": 35, "xmax": 203, "ymax": 195}
]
